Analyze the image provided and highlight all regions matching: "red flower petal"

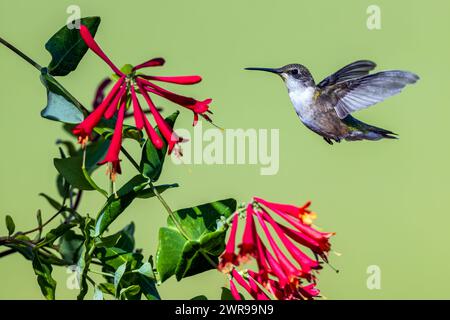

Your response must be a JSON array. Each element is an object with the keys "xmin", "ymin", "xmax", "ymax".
[
  {"xmin": 130, "ymin": 86, "xmax": 144, "ymax": 130},
  {"xmin": 98, "ymin": 100, "xmax": 126, "ymax": 175},
  {"xmin": 133, "ymin": 57, "xmax": 165, "ymax": 70},
  {"xmin": 255, "ymin": 211, "xmax": 302, "ymax": 282},
  {"xmin": 248, "ymin": 277, "xmax": 270, "ymax": 300},
  {"xmin": 72, "ymin": 77, "xmax": 125, "ymax": 141},
  {"xmin": 218, "ymin": 214, "xmax": 239, "ymax": 272},
  {"xmin": 138, "ymin": 77, "xmax": 211, "ymax": 114},
  {"xmin": 259, "ymin": 210, "xmax": 320, "ymax": 275},
  {"xmin": 137, "ymin": 81, "xmax": 181, "ymax": 153},
  {"xmin": 104, "ymin": 84, "xmax": 127, "ymax": 119},
  {"xmin": 229, "ymin": 280, "xmax": 242, "ymax": 300},
  {"xmin": 231, "ymin": 269, "xmax": 252, "ymax": 294},
  {"xmin": 140, "ymin": 75, "xmax": 202, "ymax": 85},
  {"xmin": 254, "ymin": 197, "xmax": 312, "ymax": 220},
  {"xmin": 142, "ymin": 114, "xmax": 164, "ymax": 150},
  {"xmin": 79, "ymin": 25, "xmax": 124, "ymax": 76},
  {"xmin": 238, "ymin": 204, "xmax": 257, "ymax": 261}
]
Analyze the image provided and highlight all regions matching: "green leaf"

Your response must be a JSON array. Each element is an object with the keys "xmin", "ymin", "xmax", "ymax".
[
  {"xmin": 95, "ymin": 233, "xmax": 122, "ymax": 248},
  {"xmin": 94, "ymin": 175, "xmax": 175, "ymax": 236},
  {"xmin": 156, "ymin": 227, "xmax": 186, "ymax": 282},
  {"xmin": 57, "ymin": 139, "xmax": 78, "ymax": 157},
  {"xmin": 95, "ymin": 247, "xmax": 143, "ymax": 270},
  {"xmin": 37, "ymin": 223, "xmax": 76, "ymax": 248},
  {"xmin": 156, "ymin": 198, "xmax": 237, "ymax": 282},
  {"xmin": 46, "ymin": 16, "xmax": 101, "ymax": 76},
  {"xmin": 58, "ymin": 230, "xmax": 84, "ymax": 264},
  {"xmin": 32, "ymin": 254, "xmax": 57, "ymax": 300},
  {"xmin": 98, "ymin": 282, "xmax": 115, "ymax": 296},
  {"xmin": 191, "ymin": 295, "xmax": 208, "ymax": 300},
  {"xmin": 77, "ymin": 217, "xmax": 95, "ymax": 300},
  {"xmin": 5, "ymin": 215, "xmax": 15, "ymax": 236},
  {"xmin": 136, "ymin": 183, "xmax": 179, "ymax": 199},
  {"xmin": 95, "ymin": 123, "xmax": 145, "ymax": 145},
  {"xmin": 93, "ymin": 286, "xmax": 104, "ymax": 300},
  {"xmin": 114, "ymin": 262, "xmax": 127, "ymax": 291},
  {"xmin": 139, "ymin": 274, "xmax": 160, "ymax": 300},
  {"xmin": 5, "ymin": 235, "xmax": 34, "ymax": 260},
  {"xmin": 40, "ymin": 71, "xmax": 85, "ymax": 123},
  {"xmin": 35, "ymin": 210, "xmax": 43, "ymax": 241},
  {"xmin": 119, "ymin": 285, "xmax": 140, "ymax": 300},
  {"xmin": 136, "ymin": 262, "xmax": 154, "ymax": 279},
  {"xmin": 115, "ymin": 222, "xmax": 135, "ymax": 252},
  {"xmin": 38, "ymin": 193, "xmax": 63, "ymax": 211},
  {"xmin": 140, "ymin": 111, "xmax": 179, "ymax": 181},
  {"xmin": 54, "ymin": 157, "xmax": 94, "ymax": 190},
  {"xmin": 53, "ymin": 138, "xmax": 110, "ymax": 190},
  {"xmin": 94, "ymin": 175, "xmax": 148, "ymax": 236}
]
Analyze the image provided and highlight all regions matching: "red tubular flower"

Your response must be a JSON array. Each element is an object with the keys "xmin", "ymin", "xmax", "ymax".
[
  {"xmin": 237, "ymin": 204, "xmax": 258, "ymax": 262},
  {"xmin": 229, "ymin": 279, "xmax": 242, "ymax": 301},
  {"xmin": 219, "ymin": 197, "xmax": 334, "ymax": 300},
  {"xmin": 137, "ymin": 77, "xmax": 211, "ymax": 125},
  {"xmin": 279, "ymin": 224, "xmax": 330, "ymax": 256},
  {"xmin": 73, "ymin": 77, "xmax": 125, "ymax": 145},
  {"xmin": 255, "ymin": 211, "xmax": 303, "ymax": 283},
  {"xmin": 130, "ymin": 85, "xmax": 144, "ymax": 130},
  {"xmin": 98, "ymin": 101, "xmax": 126, "ymax": 180},
  {"xmin": 104, "ymin": 85, "xmax": 127, "ymax": 119},
  {"xmin": 140, "ymin": 75, "xmax": 202, "ymax": 85},
  {"xmin": 218, "ymin": 214, "xmax": 239, "ymax": 272},
  {"xmin": 255, "ymin": 197, "xmax": 333, "ymax": 251},
  {"xmin": 298, "ymin": 283, "xmax": 320, "ymax": 299},
  {"xmin": 254, "ymin": 197, "xmax": 315, "ymax": 225},
  {"xmin": 79, "ymin": 25, "xmax": 124, "ymax": 76},
  {"xmin": 72, "ymin": 24, "xmax": 213, "ymax": 177},
  {"xmin": 132, "ymin": 57, "xmax": 165, "ymax": 70},
  {"xmin": 246, "ymin": 270, "xmax": 270, "ymax": 300},
  {"xmin": 137, "ymin": 82, "xmax": 182, "ymax": 153},
  {"xmin": 231, "ymin": 269, "xmax": 253, "ymax": 297},
  {"xmin": 258, "ymin": 209, "xmax": 321, "ymax": 275}
]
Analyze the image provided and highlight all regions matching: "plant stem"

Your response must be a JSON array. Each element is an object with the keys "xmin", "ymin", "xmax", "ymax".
[
  {"xmin": 20, "ymin": 191, "xmax": 69, "ymax": 236},
  {"xmin": 200, "ymin": 251, "xmax": 218, "ymax": 269},
  {"xmin": 0, "ymin": 36, "xmax": 89, "ymax": 116},
  {"xmin": 120, "ymin": 146, "xmax": 140, "ymax": 172},
  {"xmin": 0, "ymin": 36, "xmax": 42, "ymax": 70},
  {"xmin": 149, "ymin": 182, "xmax": 190, "ymax": 240},
  {"xmin": 82, "ymin": 148, "xmax": 108, "ymax": 198},
  {"xmin": 0, "ymin": 248, "xmax": 16, "ymax": 258},
  {"xmin": 88, "ymin": 269, "xmax": 114, "ymax": 278}
]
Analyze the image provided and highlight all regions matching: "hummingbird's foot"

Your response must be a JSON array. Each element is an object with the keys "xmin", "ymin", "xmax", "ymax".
[{"xmin": 323, "ymin": 137, "xmax": 333, "ymax": 145}]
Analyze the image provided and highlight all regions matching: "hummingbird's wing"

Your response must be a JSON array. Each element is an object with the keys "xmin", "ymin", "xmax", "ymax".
[
  {"xmin": 317, "ymin": 60, "xmax": 377, "ymax": 88},
  {"xmin": 325, "ymin": 71, "xmax": 419, "ymax": 119}
]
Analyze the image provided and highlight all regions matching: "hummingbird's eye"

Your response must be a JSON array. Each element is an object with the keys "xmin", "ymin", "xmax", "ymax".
[{"xmin": 291, "ymin": 69, "xmax": 299, "ymax": 75}]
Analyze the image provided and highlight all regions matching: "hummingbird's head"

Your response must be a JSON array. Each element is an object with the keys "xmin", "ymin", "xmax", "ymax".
[{"xmin": 245, "ymin": 64, "xmax": 315, "ymax": 91}]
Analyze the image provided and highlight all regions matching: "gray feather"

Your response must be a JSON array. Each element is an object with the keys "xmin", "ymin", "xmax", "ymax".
[
  {"xmin": 317, "ymin": 60, "xmax": 377, "ymax": 88},
  {"xmin": 332, "ymin": 71, "xmax": 419, "ymax": 119}
]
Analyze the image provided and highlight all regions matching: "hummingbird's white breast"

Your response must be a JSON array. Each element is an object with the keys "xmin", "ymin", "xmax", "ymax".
[{"xmin": 288, "ymin": 86, "xmax": 316, "ymax": 125}]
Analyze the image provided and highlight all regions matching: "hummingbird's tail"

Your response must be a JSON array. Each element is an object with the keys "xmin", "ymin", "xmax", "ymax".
[{"xmin": 342, "ymin": 115, "xmax": 398, "ymax": 141}]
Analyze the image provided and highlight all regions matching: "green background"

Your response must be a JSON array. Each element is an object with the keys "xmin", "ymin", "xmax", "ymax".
[{"xmin": 0, "ymin": 0, "xmax": 449, "ymax": 299}]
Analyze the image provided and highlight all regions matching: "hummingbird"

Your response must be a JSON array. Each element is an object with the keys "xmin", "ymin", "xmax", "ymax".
[{"xmin": 245, "ymin": 60, "xmax": 419, "ymax": 144}]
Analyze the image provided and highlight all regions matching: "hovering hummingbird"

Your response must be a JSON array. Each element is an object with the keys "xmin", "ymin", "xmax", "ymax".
[{"xmin": 245, "ymin": 60, "xmax": 419, "ymax": 144}]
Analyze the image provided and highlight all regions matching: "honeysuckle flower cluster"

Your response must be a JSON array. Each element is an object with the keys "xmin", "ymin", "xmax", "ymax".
[
  {"xmin": 72, "ymin": 25, "xmax": 213, "ymax": 180},
  {"xmin": 219, "ymin": 197, "xmax": 334, "ymax": 300}
]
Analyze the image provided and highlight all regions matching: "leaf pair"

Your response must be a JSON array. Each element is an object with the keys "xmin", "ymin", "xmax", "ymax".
[
  {"xmin": 156, "ymin": 199, "xmax": 237, "ymax": 282},
  {"xmin": 41, "ymin": 16, "xmax": 100, "ymax": 123}
]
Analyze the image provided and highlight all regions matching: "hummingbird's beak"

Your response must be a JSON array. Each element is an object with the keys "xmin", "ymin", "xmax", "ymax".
[{"xmin": 244, "ymin": 67, "xmax": 281, "ymax": 74}]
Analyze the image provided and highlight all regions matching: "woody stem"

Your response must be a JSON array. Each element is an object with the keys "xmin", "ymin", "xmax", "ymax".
[{"xmin": 0, "ymin": 36, "xmax": 42, "ymax": 70}]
